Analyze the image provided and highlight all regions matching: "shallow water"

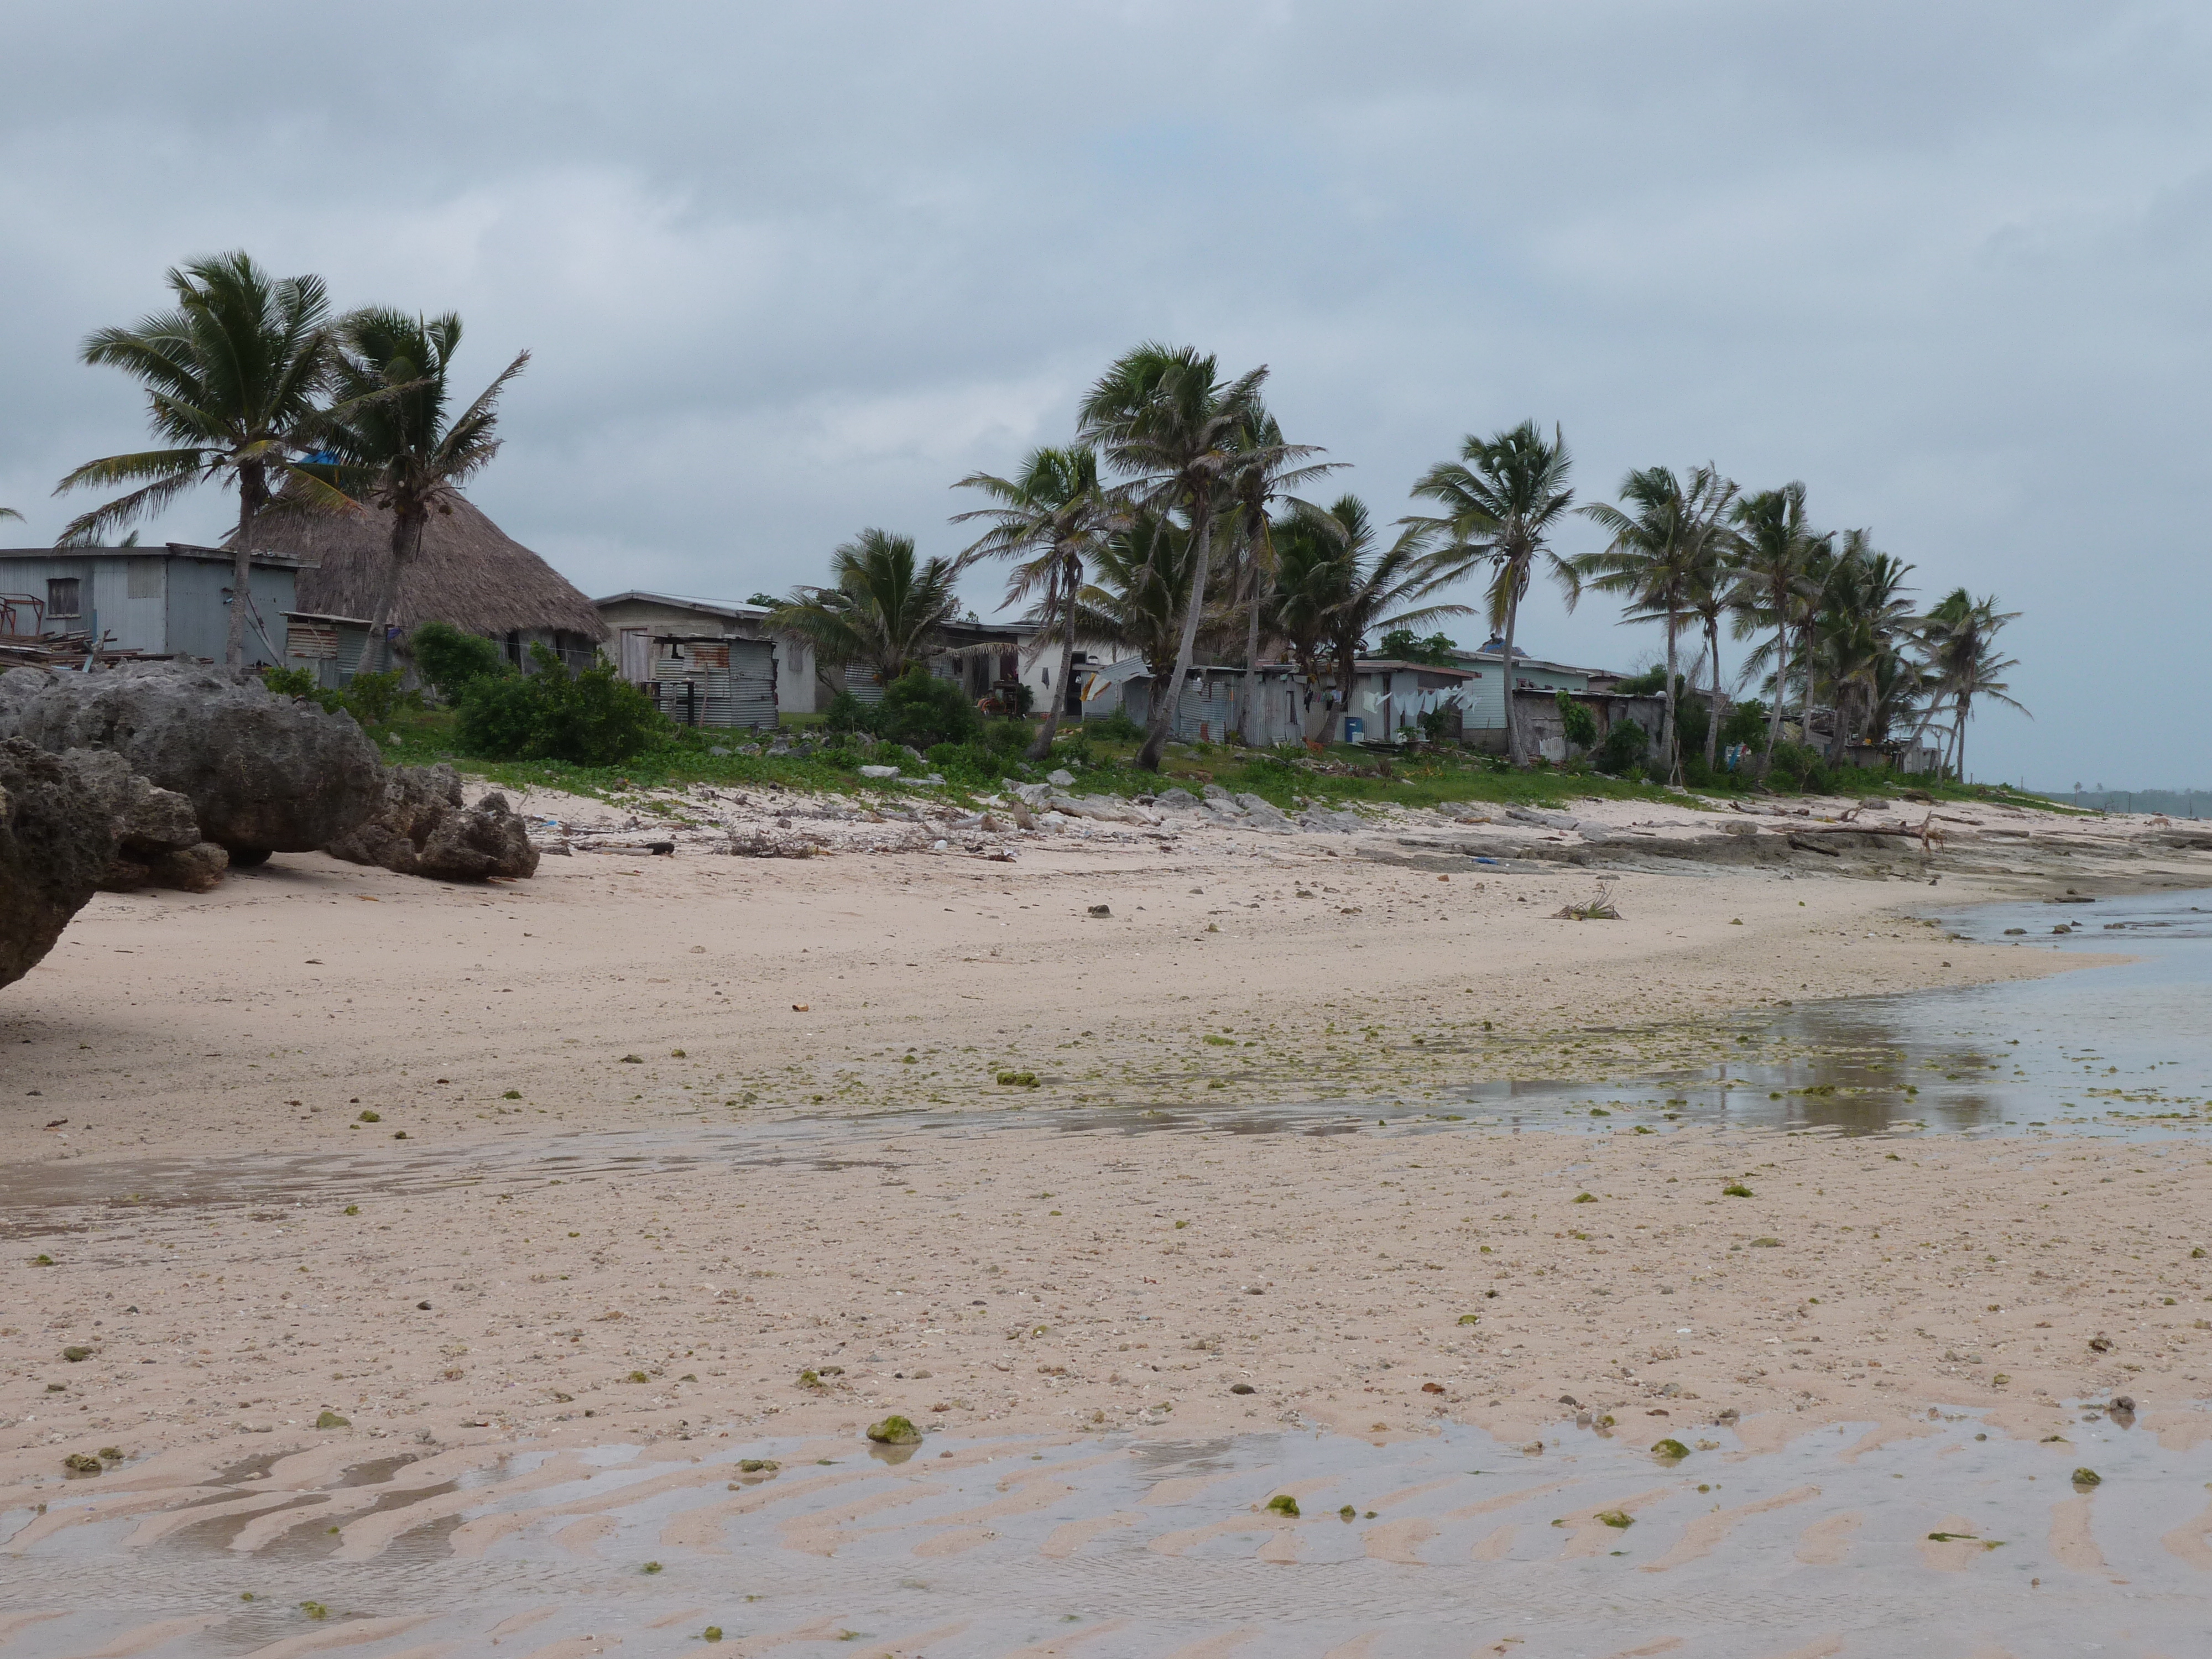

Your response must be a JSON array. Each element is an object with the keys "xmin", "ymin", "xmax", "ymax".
[
  {"xmin": 7, "ymin": 891, "xmax": 2206, "ymax": 1240},
  {"xmin": 1448, "ymin": 885, "xmax": 2212, "ymax": 1139},
  {"xmin": 4, "ymin": 1409, "xmax": 2205, "ymax": 1656}
]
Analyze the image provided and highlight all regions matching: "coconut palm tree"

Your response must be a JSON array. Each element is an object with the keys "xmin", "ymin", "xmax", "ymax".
[
  {"xmin": 1279, "ymin": 494, "xmax": 1469, "ymax": 744},
  {"xmin": 951, "ymin": 445, "xmax": 1121, "ymax": 759},
  {"xmin": 1575, "ymin": 465, "xmax": 1738, "ymax": 780},
  {"xmin": 54, "ymin": 252, "xmax": 347, "ymax": 668},
  {"xmin": 1070, "ymin": 510, "xmax": 1235, "ymax": 683},
  {"xmin": 1917, "ymin": 589, "xmax": 2025, "ymax": 780},
  {"xmin": 767, "ymin": 529, "xmax": 962, "ymax": 690},
  {"xmin": 304, "ymin": 309, "xmax": 529, "ymax": 671},
  {"xmin": 1221, "ymin": 405, "xmax": 1336, "ymax": 744},
  {"xmin": 1077, "ymin": 343, "xmax": 1267, "ymax": 770},
  {"xmin": 1805, "ymin": 533, "xmax": 1916, "ymax": 762},
  {"xmin": 1725, "ymin": 483, "xmax": 1824, "ymax": 775},
  {"xmin": 1407, "ymin": 420, "xmax": 1578, "ymax": 765}
]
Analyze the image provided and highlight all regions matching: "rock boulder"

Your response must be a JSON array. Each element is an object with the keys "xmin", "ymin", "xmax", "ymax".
[
  {"xmin": 0, "ymin": 662, "xmax": 383, "ymax": 855},
  {"xmin": 0, "ymin": 738, "xmax": 121, "ymax": 993},
  {"xmin": 324, "ymin": 764, "xmax": 540, "ymax": 881}
]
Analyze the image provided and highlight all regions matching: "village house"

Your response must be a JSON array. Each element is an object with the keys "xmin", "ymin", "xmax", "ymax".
[{"xmin": 0, "ymin": 542, "xmax": 315, "ymax": 669}]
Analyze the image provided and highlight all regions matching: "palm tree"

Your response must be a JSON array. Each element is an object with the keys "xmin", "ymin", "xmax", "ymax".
[
  {"xmin": 306, "ymin": 309, "xmax": 529, "ymax": 671},
  {"xmin": 1407, "ymin": 420, "xmax": 1578, "ymax": 765},
  {"xmin": 1077, "ymin": 343, "xmax": 1267, "ymax": 770},
  {"xmin": 1575, "ymin": 465, "xmax": 1738, "ymax": 781},
  {"xmin": 1726, "ymin": 484, "xmax": 1824, "ymax": 775},
  {"xmin": 55, "ymin": 252, "xmax": 347, "ymax": 669},
  {"xmin": 1917, "ymin": 589, "xmax": 2025, "ymax": 780},
  {"xmin": 1221, "ymin": 405, "xmax": 1335, "ymax": 744},
  {"xmin": 951, "ymin": 445, "xmax": 1120, "ymax": 759},
  {"xmin": 768, "ymin": 529, "xmax": 962, "ymax": 690},
  {"xmin": 1071, "ymin": 511, "xmax": 1229, "ymax": 684},
  {"xmin": 1806, "ymin": 533, "xmax": 1916, "ymax": 762},
  {"xmin": 1280, "ymin": 494, "xmax": 1469, "ymax": 743}
]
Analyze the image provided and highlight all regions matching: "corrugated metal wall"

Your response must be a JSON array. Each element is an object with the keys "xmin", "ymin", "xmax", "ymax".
[{"xmin": 647, "ymin": 636, "xmax": 779, "ymax": 728}]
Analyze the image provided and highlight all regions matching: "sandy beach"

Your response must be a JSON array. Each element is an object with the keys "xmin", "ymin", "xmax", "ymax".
[{"xmin": 4, "ymin": 785, "xmax": 2210, "ymax": 1653}]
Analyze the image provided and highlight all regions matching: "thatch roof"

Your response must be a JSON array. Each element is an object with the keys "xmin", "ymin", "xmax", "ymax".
[{"xmin": 244, "ymin": 494, "xmax": 606, "ymax": 641}]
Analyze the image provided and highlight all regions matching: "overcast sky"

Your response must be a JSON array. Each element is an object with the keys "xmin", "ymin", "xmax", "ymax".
[{"xmin": 3, "ymin": 2, "xmax": 2204, "ymax": 787}]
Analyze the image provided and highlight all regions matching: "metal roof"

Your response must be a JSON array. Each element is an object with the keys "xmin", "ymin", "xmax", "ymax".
[
  {"xmin": 0, "ymin": 542, "xmax": 319, "ymax": 569},
  {"xmin": 592, "ymin": 589, "xmax": 769, "ymax": 619}
]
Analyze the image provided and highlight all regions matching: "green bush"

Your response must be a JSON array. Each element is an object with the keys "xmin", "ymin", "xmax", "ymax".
[
  {"xmin": 259, "ymin": 664, "xmax": 323, "ymax": 702},
  {"xmin": 1084, "ymin": 708, "xmax": 1141, "ymax": 740},
  {"xmin": 822, "ymin": 689, "xmax": 876, "ymax": 735},
  {"xmin": 1674, "ymin": 697, "xmax": 1711, "ymax": 760},
  {"xmin": 1765, "ymin": 740, "xmax": 1831, "ymax": 793},
  {"xmin": 339, "ymin": 669, "xmax": 408, "ymax": 726},
  {"xmin": 1556, "ymin": 689, "xmax": 1598, "ymax": 752},
  {"xmin": 456, "ymin": 644, "xmax": 667, "ymax": 766},
  {"xmin": 410, "ymin": 620, "xmax": 513, "ymax": 703},
  {"xmin": 1720, "ymin": 698, "xmax": 1770, "ymax": 749},
  {"xmin": 877, "ymin": 667, "xmax": 981, "ymax": 749},
  {"xmin": 1594, "ymin": 717, "xmax": 1648, "ymax": 775}
]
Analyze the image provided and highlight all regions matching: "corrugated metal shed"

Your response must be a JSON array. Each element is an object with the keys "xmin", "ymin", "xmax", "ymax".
[{"xmin": 644, "ymin": 633, "xmax": 779, "ymax": 729}]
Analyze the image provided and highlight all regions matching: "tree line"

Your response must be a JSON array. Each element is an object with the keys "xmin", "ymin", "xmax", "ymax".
[{"xmin": 777, "ymin": 342, "xmax": 2025, "ymax": 780}]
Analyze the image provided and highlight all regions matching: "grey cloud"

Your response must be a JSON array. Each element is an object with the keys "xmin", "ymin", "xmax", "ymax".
[{"xmin": 5, "ymin": 1, "xmax": 2209, "ymax": 782}]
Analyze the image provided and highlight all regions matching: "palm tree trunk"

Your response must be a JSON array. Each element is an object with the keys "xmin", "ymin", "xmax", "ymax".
[
  {"xmin": 1761, "ymin": 622, "xmax": 1788, "ymax": 778},
  {"xmin": 1954, "ymin": 696, "xmax": 1969, "ymax": 783},
  {"xmin": 1500, "ymin": 580, "xmax": 1522, "ymax": 765},
  {"xmin": 1137, "ymin": 501, "xmax": 1213, "ymax": 771},
  {"xmin": 1704, "ymin": 617, "xmax": 1723, "ymax": 771},
  {"xmin": 1237, "ymin": 553, "xmax": 1263, "ymax": 747},
  {"xmin": 1026, "ymin": 551, "xmax": 1078, "ymax": 761},
  {"xmin": 1661, "ymin": 612, "xmax": 1681, "ymax": 782},
  {"xmin": 227, "ymin": 477, "xmax": 259, "ymax": 671}
]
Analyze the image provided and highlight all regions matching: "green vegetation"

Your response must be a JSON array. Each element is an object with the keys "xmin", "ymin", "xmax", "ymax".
[
  {"xmin": 867, "ymin": 1415, "xmax": 923, "ymax": 1445},
  {"xmin": 455, "ymin": 644, "xmax": 665, "ymax": 766},
  {"xmin": 1265, "ymin": 1493, "xmax": 1301, "ymax": 1517},
  {"xmin": 1651, "ymin": 1438, "xmax": 1691, "ymax": 1461}
]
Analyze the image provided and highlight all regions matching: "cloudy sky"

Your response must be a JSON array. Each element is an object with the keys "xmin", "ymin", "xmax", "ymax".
[{"xmin": 3, "ymin": 2, "xmax": 2204, "ymax": 787}]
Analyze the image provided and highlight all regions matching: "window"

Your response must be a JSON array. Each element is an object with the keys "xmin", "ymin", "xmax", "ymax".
[{"xmin": 46, "ymin": 577, "xmax": 81, "ymax": 618}]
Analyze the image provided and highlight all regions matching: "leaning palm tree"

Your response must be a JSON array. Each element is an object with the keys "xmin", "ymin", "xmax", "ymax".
[
  {"xmin": 1220, "ymin": 405, "xmax": 1336, "ymax": 744},
  {"xmin": 1575, "ymin": 465, "xmax": 1738, "ymax": 780},
  {"xmin": 54, "ymin": 252, "xmax": 347, "ymax": 668},
  {"xmin": 1406, "ymin": 420, "xmax": 1578, "ymax": 765},
  {"xmin": 1806, "ymin": 534, "xmax": 1916, "ymax": 761},
  {"xmin": 1077, "ymin": 343, "xmax": 1267, "ymax": 770},
  {"xmin": 1284, "ymin": 494, "xmax": 1470, "ymax": 743},
  {"xmin": 305, "ymin": 309, "xmax": 529, "ymax": 671},
  {"xmin": 1070, "ymin": 510, "xmax": 1232, "ymax": 685},
  {"xmin": 1920, "ymin": 589, "xmax": 2025, "ymax": 780},
  {"xmin": 1726, "ymin": 484, "xmax": 1824, "ymax": 775},
  {"xmin": 767, "ymin": 529, "xmax": 962, "ymax": 689},
  {"xmin": 951, "ymin": 445, "xmax": 1120, "ymax": 759}
]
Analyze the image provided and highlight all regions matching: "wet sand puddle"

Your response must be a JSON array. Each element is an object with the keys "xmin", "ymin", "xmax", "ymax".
[
  {"xmin": 9, "ymin": 891, "xmax": 2210, "ymax": 1246},
  {"xmin": 4, "ymin": 1409, "xmax": 2207, "ymax": 1656}
]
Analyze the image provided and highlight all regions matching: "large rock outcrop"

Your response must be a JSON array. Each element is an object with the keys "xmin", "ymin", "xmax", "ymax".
[
  {"xmin": 0, "ymin": 738, "xmax": 122, "ymax": 993},
  {"xmin": 58, "ymin": 748, "xmax": 231, "ymax": 894},
  {"xmin": 0, "ymin": 664, "xmax": 383, "ymax": 855},
  {"xmin": 324, "ymin": 764, "xmax": 540, "ymax": 881}
]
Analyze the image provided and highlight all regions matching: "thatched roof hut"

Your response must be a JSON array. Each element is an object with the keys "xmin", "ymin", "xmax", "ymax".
[{"xmin": 247, "ymin": 494, "xmax": 606, "ymax": 643}]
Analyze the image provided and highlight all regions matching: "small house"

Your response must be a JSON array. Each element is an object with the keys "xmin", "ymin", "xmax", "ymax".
[
  {"xmin": 0, "ymin": 543, "xmax": 313, "ymax": 666},
  {"xmin": 595, "ymin": 591, "xmax": 817, "ymax": 717},
  {"xmin": 280, "ymin": 610, "xmax": 375, "ymax": 690}
]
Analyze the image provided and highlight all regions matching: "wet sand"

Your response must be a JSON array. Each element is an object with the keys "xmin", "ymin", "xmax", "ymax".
[{"xmin": 3, "ymin": 787, "xmax": 2210, "ymax": 1652}]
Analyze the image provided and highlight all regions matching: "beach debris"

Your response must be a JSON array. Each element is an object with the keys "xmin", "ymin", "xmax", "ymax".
[
  {"xmin": 2109, "ymin": 1394, "xmax": 2136, "ymax": 1413},
  {"xmin": 995, "ymin": 1070, "xmax": 1040, "ymax": 1087},
  {"xmin": 61, "ymin": 1346, "xmax": 91, "ymax": 1362},
  {"xmin": 1421, "ymin": 1381, "xmax": 1446, "ymax": 1394},
  {"xmin": 1723, "ymin": 1182, "xmax": 1754, "ymax": 1197},
  {"xmin": 1554, "ymin": 884, "xmax": 1622, "ymax": 921},
  {"xmin": 1265, "ymin": 1494, "xmax": 1300, "ymax": 1517},
  {"xmin": 1598, "ymin": 1510, "xmax": 1634, "ymax": 1529},
  {"xmin": 2071, "ymin": 1467, "xmax": 2102, "ymax": 1488},
  {"xmin": 867, "ymin": 1415, "xmax": 922, "ymax": 1445},
  {"xmin": 2088, "ymin": 1334, "xmax": 2114, "ymax": 1353},
  {"xmin": 1339, "ymin": 1504, "xmax": 1356, "ymax": 1520},
  {"xmin": 1230, "ymin": 1383, "xmax": 1255, "ymax": 1395},
  {"xmin": 315, "ymin": 1411, "xmax": 350, "ymax": 1429},
  {"xmin": 1651, "ymin": 1438, "xmax": 1691, "ymax": 1461},
  {"xmin": 791, "ymin": 1004, "xmax": 808, "ymax": 1013},
  {"xmin": 1087, "ymin": 902, "xmax": 1112, "ymax": 916},
  {"xmin": 703, "ymin": 1629, "xmax": 723, "ymax": 1644},
  {"xmin": 62, "ymin": 1453, "xmax": 101, "ymax": 1475}
]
